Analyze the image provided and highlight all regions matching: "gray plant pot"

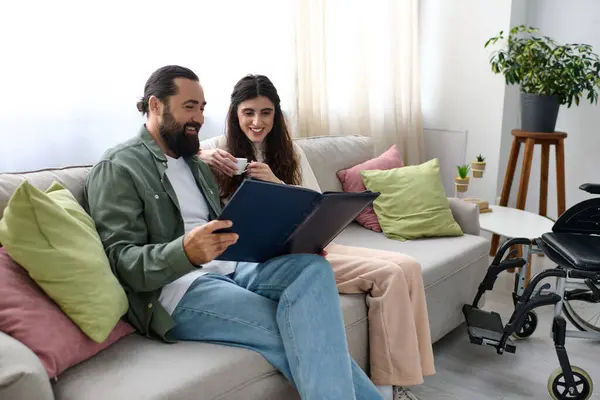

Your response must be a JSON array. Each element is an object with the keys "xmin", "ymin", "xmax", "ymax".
[{"xmin": 520, "ymin": 92, "xmax": 560, "ymax": 133}]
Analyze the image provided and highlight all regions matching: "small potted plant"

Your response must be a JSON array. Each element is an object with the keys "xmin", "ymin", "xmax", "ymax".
[
  {"xmin": 485, "ymin": 25, "xmax": 600, "ymax": 132},
  {"xmin": 455, "ymin": 164, "xmax": 470, "ymax": 193},
  {"xmin": 472, "ymin": 154, "xmax": 486, "ymax": 178}
]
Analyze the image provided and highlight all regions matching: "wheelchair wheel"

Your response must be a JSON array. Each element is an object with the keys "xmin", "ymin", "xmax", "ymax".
[
  {"xmin": 548, "ymin": 365, "xmax": 593, "ymax": 400},
  {"xmin": 512, "ymin": 311, "xmax": 538, "ymax": 339},
  {"xmin": 564, "ymin": 298, "xmax": 600, "ymax": 333}
]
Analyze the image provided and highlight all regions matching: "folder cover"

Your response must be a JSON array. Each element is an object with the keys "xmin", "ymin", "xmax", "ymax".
[{"xmin": 214, "ymin": 179, "xmax": 379, "ymax": 262}]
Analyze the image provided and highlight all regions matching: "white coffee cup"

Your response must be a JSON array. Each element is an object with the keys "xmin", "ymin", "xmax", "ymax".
[{"xmin": 234, "ymin": 158, "xmax": 248, "ymax": 175}]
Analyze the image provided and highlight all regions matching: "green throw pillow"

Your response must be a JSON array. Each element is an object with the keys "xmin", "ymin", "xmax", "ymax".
[
  {"xmin": 0, "ymin": 181, "xmax": 128, "ymax": 343},
  {"xmin": 360, "ymin": 158, "xmax": 463, "ymax": 241}
]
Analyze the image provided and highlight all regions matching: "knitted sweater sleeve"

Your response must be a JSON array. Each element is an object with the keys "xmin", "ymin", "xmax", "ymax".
[
  {"xmin": 201, "ymin": 136, "xmax": 321, "ymax": 193},
  {"xmin": 293, "ymin": 143, "xmax": 322, "ymax": 193},
  {"xmin": 199, "ymin": 135, "xmax": 227, "ymax": 151}
]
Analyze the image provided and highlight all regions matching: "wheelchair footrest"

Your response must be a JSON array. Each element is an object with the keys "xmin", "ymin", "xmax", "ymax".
[{"xmin": 463, "ymin": 305, "xmax": 516, "ymax": 354}]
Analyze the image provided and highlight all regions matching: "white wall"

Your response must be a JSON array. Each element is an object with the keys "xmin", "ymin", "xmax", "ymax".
[
  {"xmin": 496, "ymin": 0, "xmax": 527, "ymax": 204},
  {"xmin": 421, "ymin": 0, "xmax": 600, "ymax": 216},
  {"xmin": 497, "ymin": 0, "xmax": 600, "ymax": 219},
  {"xmin": 0, "ymin": 1, "xmax": 296, "ymax": 173},
  {"xmin": 423, "ymin": 128, "xmax": 467, "ymax": 196},
  {"xmin": 420, "ymin": 0, "xmax": 513, "ymax": 203}
]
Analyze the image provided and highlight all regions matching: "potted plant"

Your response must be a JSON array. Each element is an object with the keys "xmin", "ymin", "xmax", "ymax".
[
  {"xmin": 485, "ymin": 25, "xmax": 600, "ymax": 133},
  {"xmin": 455, "ymin": 164, "xmax": 470, "ymax": 193},
  {"xmin": 472, "ymin": 154, "xmax": 486, "ymax": 178}
]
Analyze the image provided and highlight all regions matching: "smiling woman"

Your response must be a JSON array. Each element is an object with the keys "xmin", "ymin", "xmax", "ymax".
[
  {"xmin": 0, "ymin": 0, "xmax": 296, "ymax": 173},
  {"xmin": 238, "ymin": 97, "xmax": 275, "ymax": 143},
  {"xmin": 203, "ymin": 74, "xmax": 301, "ymax": 200}
]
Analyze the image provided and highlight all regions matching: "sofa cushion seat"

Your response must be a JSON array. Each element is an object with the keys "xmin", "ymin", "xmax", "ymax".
[
  {"xmin": 52, "ymin": 295, "xmax": 368, "ymax": 400},
  {"xmin": 1, "ymin": 135, "xmax": 491, "ymax": 400},
  {"xmin": 333, "ymin": 223, "xmax": 489, "ymax": 288}
]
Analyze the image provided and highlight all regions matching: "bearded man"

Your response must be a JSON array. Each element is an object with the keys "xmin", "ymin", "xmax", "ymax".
[{"xmin": 83, "ymin": 65, "xmax": 383, "ymax": 400}]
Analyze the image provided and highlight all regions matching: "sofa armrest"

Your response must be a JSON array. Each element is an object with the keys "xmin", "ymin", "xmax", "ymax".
[
  {"xmin": 0, "ymin": 332, "xmax": 54, "ymax": 400},
  {"xmin": 448, "ymin": 197, "xmax": 480, "ymax": 236}
]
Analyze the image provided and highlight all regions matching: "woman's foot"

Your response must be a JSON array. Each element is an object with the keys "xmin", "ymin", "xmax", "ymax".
[{"xmin": 393, "ymin": 386, "xmax": 421, "ymax": 400}]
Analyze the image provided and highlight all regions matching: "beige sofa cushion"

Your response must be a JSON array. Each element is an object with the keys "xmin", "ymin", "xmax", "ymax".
[
  {"xmin": 0, "ymin": 135, "xmax": 486, "ymax": 400},
  {"xmin": 0, "ymin": 166, "xmax": 91, "ymax": 219},
  {"xmin": 0, "ymin": 332, "xmax": 54, "ymax": 400},
  {"xmin": 295, "ymin": 136, "xmax": 375, "ymax": 193},
  {"xmin": 0, "ymin": 135, "xmax": 371, "ymax": 218},
  {"xmin": 52, "ymin": 295, "xmax": 368, "ymax": 400},
  {"xmin": 333, "ymin": 223, "xmax": 489, "ymax": 288}
]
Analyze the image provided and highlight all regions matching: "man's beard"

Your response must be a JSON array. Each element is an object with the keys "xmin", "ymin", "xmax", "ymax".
[{"xmin": 159, "ymin": 111, "xmax": 201, "ymax": 158}]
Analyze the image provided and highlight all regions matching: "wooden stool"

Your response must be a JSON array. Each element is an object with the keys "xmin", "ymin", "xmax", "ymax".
[{"xmin": 489, "ymin": 130, "xmax": 567, "ymax": 256}]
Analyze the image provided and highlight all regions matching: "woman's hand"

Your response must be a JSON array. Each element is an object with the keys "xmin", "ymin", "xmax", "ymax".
[
  {"xmin": 198, "ymin": 149, "xmax": 239, "ymax": 177},
  {"xmin": 246, "ymin": 162, "xmax": 282, "ymax": 184}
]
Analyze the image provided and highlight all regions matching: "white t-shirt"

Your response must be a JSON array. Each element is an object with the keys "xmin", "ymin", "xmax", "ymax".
[{"xmin": 158, "ymin": 155, "xmax": 237, "ymax": 314}]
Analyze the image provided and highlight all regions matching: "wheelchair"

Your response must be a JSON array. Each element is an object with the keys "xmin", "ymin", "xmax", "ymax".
[{"xmin": 463, "ymin": 183, "xmax": 600, "ymax": 400}]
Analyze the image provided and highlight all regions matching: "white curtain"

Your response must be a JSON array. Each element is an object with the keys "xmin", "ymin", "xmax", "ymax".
[
  {"xmin": 0, "ymin": 0, "xmax": 424, "ymax": 171},
  {"xmin": 292, "ymin": 0, "xmax": 425, "ymax": 165}
]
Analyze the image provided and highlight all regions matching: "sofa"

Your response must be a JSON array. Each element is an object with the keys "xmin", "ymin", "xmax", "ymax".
[{"xmin": 0, "ymin": 135, "xmax": 490, "ymax": 400}]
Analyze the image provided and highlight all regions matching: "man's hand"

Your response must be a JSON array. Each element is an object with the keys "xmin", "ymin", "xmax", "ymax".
[
  {"xmin": 246, "ymin": 162, "xmax": 282, "ymax": 184},
  {"xmin": 183, "ymin": 220, "xmax": 239, "ymax": 265},
  {"xmin": 198, "ymin": 149, "xmax": 239, "ymax": 177}
]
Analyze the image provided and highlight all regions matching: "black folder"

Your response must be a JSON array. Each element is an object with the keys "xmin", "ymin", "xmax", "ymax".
[{"xmin": 214, "ymin": 179, "xmax": 379, "ymax": 263}]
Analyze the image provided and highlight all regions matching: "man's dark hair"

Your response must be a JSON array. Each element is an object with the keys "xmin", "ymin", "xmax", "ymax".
[{"xmin": 137, "ymin": 65, "xmax": 199, "ymax": 116}]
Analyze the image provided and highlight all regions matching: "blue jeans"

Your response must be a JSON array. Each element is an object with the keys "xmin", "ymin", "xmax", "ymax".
[{"xmin": 169, "ymin": 254, "xmax": 382, "ymax": 400}]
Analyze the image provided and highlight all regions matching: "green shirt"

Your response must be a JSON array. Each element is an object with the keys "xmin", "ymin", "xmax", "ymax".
[{"xmin": 84, "ymin": 126, "xmax": 222, "ymax": 342}]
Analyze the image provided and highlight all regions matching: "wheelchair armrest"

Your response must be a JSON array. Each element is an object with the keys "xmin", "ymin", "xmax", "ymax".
[{"xmin": 579, "ymin": 183, "xmax": 600, "ymax": 195}]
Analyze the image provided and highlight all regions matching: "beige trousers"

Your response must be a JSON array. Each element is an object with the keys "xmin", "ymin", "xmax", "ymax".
[{"xmin": 324, "ymin": 243, "xmax": 435, "ymax": 386}]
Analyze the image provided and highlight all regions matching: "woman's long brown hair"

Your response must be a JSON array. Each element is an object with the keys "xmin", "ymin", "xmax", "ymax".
[{"xmin": 218, "ymin": 75, "xmax": 300, "ymax": 199}]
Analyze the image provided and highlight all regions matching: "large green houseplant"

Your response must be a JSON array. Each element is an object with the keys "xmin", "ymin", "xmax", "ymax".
[{"xmin": 485, "ymin": 25, "xmax": 600, "ymax": 132}]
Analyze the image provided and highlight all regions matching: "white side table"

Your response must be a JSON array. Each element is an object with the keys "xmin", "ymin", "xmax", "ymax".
[
  {"xmin": 480, "ymin": 205, "xmax": 555, "ymax": 289},
  {"xmin": 480, "ymin": 205, "xmax": 555, "ymax": 241}
]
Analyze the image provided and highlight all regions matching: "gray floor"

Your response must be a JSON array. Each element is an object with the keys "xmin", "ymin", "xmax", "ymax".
[{"xmin": 411, "ymin": 255, "xmax": 600, "ymax": 400}]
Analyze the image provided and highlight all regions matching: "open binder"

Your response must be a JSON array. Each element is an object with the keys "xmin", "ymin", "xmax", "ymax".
[{"xmin": 214, "ymin": 179, "xmax": 379, "ymax": 263}]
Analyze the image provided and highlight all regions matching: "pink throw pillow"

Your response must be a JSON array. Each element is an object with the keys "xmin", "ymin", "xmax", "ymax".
[
  {"xmin": 336, "ymin": 145, "xmax": 404, "ymax": 232},
  {"xmin": 0, "ymin": 248, "xmax": 135, "ymax": 378}
]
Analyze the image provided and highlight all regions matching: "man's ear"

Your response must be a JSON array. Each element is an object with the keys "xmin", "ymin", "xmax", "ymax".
[{"xmin": 148, "ymin": 96, "xmax": 162, "ymax": 116}]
